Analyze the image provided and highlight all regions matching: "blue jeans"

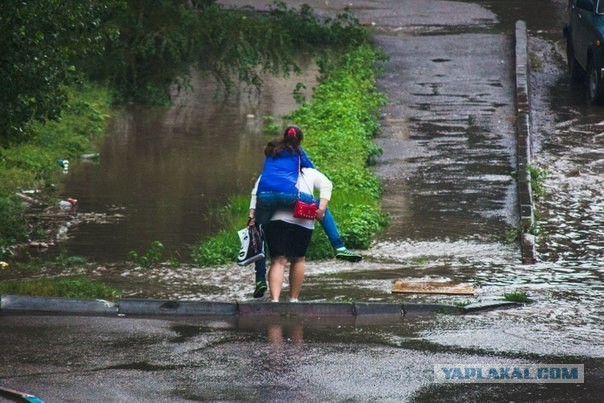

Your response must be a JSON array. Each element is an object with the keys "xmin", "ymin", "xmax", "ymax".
[
  {"xmin": 253, "ymin": 191, "xmax": 345, "ymax": 281},
  {"xmin": 255, "ymin": 191, "xmax": 344, "ymax": 249}
]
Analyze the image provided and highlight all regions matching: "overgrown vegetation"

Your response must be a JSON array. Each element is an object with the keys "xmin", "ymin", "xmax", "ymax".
[
  {"xmin": 191, "ymin": 44, "xmax": 388, "ymax": 266},
  {"xmin": 507, "ymin": 163, "xmax": 548, "ymax": 241},
  {"xmin": 128, "ymin": 240, "xmax": 166, "ymax": 268},
  {"xmin": 2, "ymin": 0, "xmax": 368, "ymax": 145},
  {"xmin": 528, "ymin": 163, "xmax": 548, "ymax": 200},
  {"xmin": 85, "ymin": 0, "xmax": 369, "ymax": 104},
  {"xmin": 0, "ymin": 0, "xmax": 120, "ymax": 144},
  {"xmin": 503, "ymin": 290, "xmax": 531, "ymax": 303},
  {"xmin": 0, "ymin": 196, "xmax": 29, "ymax": 260},
  {"xmin": 0, "ymin": 83, "xmax": 112, "ymax": 259}
]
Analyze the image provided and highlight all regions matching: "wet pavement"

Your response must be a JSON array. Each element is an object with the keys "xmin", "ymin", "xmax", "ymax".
[
  {"xmin": 2, "ymin": 0, "xmax": 604, "ymax": 401},
  {"xmin": 1, "ymin": 313, "xmax": 602, "ymax": 402},
  {"xmin": 50, "ymin": 0, "xmax": 598, "ymax": 358}
]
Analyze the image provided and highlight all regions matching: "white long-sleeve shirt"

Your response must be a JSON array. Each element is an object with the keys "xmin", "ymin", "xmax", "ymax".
[{"xmin": 250, "ymin": 167, "xmax": 333, "ymax": 229}]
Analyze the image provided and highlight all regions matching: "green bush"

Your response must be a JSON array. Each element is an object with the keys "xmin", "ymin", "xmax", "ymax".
[
  {"xmin": 191, "ymin": 44, "xmax": 389, "ymax": 266},
  {"xmin": 128, "ymin": 240, "xmax": 166, "ymax": 268},
  {"xmin": 503, "ymin": 290, "xmax": 531, "ymax": 303},
  {"xmin": 191, "ymin": 195, "xmax": 251, "ymax": 266},
  {"xmin": 192, "ymin": 230, "xmax": 240, "ymax": 266},
  {"xmin": 0, "ymin": 0, "xmax": 120, "ymax": 144},
  {"xmin": 528, "ymin": 164, "xmax": 548, "ymax": 199}
]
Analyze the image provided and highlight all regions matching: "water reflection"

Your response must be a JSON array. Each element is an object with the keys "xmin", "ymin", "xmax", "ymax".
[{"xmin": 264, "ymin": 321, "xmax": 305, "ymax": 373}]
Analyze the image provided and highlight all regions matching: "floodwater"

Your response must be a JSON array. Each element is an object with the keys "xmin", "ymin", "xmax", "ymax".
[
  {"xmin": 53, "ymin": 66, "xmax": 319, "ymax": 262},
  {"xmin": 6, "ymin": 0, "xmax": 604, "ymax": 360}
]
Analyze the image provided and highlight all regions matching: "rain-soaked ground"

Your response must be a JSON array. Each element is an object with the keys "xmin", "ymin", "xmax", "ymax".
[{"xmin": 3, "ymin": 0, "xmax": 603, "ymax": 364}]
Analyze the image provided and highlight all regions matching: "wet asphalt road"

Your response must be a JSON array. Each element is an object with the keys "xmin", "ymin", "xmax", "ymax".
[
  {"xmin": 2, "ymin": 0, "xmax": 603, "ymax": 402},
  {"xmin": 1, "ymin": 313, "xmax": 602, "ymax": 402}
]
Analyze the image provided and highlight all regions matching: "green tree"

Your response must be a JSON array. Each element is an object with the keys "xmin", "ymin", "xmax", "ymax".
[
  {"xmin": 0, "ymin": 0, "xmax": 121, "ymax": 144},
  {"xmin": 1, "ymin": 0, "xmax": 367, "ymax": 136},
  {"xmin": 85, "ymin": 0, "xmax": 368, "ymax": 103}
]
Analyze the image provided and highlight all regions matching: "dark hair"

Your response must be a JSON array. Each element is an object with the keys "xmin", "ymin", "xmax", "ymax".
[{"xmin": 264, "ymin": 125, "xmax": 304, "ymax": 157}]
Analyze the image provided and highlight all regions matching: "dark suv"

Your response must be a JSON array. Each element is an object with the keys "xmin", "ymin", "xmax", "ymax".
[{"xmin": 564, "ymin": 0, "xmax": 604, "ymax": 103}]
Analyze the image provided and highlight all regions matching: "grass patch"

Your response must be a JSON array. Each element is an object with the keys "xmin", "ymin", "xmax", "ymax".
[
  {"xmin": 529, "ymin": 52, "xmax": 543, "ymax": 72},
  {"xmin": 191, "ymin": 196, "xmax": 250, "ymax": 266},
  {"xmin": 455, "ymin": 300, "xmax": 471, "ymax": 309},
  {"xmin": 0, "ymin": 277, "xmax": 121, "ymax": 302},
  {"xmin": 528, "ymin": 164, "xmax": 548, "ymax": 200},
  {"xmin": 191, "ymin": 44, "xmax": 388, "ymax": 266},
  {"xmin": 0, "ymin": 83, "xmax": 112, "ymax": 191},
  {"xmin": 503, "ymin": 290, "xmax": 530, "ymax": 303},
  {"xmin": 128, "ymin": 240, "xmax": 165, "ymax": 268},
  {"xmin": 0, "ymin": 82, "xmax": 113, "ymax": 260},
  {"xmin": 505, "ymin": 226, "xmax": 520, "ymax": 242}
]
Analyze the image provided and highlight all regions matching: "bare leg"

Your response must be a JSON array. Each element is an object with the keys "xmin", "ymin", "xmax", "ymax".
[
  {"xmin": 288, "ymin": 257, "xmax": 305, "ymax": 300},
  {"xmin": 269, "ymin": 256, "xmax": 287, "ymax": 301}
]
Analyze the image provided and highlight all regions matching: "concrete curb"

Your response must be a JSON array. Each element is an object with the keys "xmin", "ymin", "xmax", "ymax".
[
  {"xmin": 1, "ymin": 294, "xmax": 118, "ymax": 314},
  {"xmin": 0, "ymin": 295, "xmax": 521, "ymax": 317},
  {"xmin": 515, "ymin": 20, "xmax": 538, "ymax": 264},
  {"xmin": 239, "ymin": 301, "xmax": 355, "ymax": 316},
  {"xmin": 119, "ymin": 298, "xmax": 238, "ymax": 316}
]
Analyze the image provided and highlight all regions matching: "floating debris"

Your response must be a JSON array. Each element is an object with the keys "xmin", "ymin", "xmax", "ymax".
[
  {"xmin": 29, "ymin": 241, "xmax": 50, "ymax": 248},
  {"xmin": 56, "ymin": 159, "xmax": 70, "ymax": 173},
  {"xmin": 59, "ymin": 198, "xmax": 78, "ymax": 210}
]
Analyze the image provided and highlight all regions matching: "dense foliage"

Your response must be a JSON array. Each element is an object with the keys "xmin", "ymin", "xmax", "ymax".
[
  {"xmin": 0, "ymin": 0, "xmax": 121, "ymax": 145},
  {"xmin": 1, "ymin": 0, "xmax": 367, "ymax": 143},
  {"xmin": 0, "ymin": 195, "xmax": 29, "ymax": 259},
  {"xmin": 87, "ymin": 0, "xmax": 369, "ymax": 103},
  {"xmin": 191, "ymin": 44, "xmax": 388, "ymax": 266}
]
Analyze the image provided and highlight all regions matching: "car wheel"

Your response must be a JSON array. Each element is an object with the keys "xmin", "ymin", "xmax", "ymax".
[
  {"xmin": 567, "ymin": 38, "xmax": 584, "ymax": 82},
  {"xmin": 587, "ymin": 59, "xmax": 604, "ymax": 104}
]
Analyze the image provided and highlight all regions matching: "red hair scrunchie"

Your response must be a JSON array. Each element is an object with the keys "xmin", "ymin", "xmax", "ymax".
[{"xmin": 287, "ymin": 128, "xmax": 297, "ymax": 136}]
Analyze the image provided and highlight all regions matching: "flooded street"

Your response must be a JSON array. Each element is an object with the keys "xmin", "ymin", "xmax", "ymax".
[
  {"xmin": 196, "ymin": 0, "xmax": 602, "ymax": 359},
  {"xmin": 52, "ymin": 68, "xmax": 319, "ymax": 262},
  {"xmin": 5, "ymin": 0, "xmax": 604, "ymax": 365},
  {"xmin": 357, "ymin": 0, "xmax": 604, "ymax": 358},
  {"xmin": 2, "ymin": 1, "xmax": 604, "ymax": 401}
]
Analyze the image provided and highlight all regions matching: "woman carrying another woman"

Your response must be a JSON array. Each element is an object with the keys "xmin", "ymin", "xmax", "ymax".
[
  {"xmin": 248, "ymin": 125, "xmax": 360, "ymax": 300},
  {"xmin": 258, "ymin": 163, "xmax": 332, "ymax": 301}
]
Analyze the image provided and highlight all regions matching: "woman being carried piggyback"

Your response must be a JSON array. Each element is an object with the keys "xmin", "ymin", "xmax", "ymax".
[{"xmin": 247, "ymin": 125, "xmax": 361, "ymax": 299}]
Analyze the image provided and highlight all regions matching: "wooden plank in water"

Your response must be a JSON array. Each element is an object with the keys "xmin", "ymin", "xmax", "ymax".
[{"xmin": 392, "ymin": 280, "xmax": 475, "ymax": 295}]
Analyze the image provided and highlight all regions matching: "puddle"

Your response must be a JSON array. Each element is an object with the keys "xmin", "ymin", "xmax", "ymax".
[{"xmin": 3, "ymin": 0, "xmax": 602, "ymax": 359}]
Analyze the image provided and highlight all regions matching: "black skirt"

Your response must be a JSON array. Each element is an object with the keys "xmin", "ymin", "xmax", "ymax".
[{"xmin": 265, "ymin": 220, "xmax": 313, "ymax": 258}]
